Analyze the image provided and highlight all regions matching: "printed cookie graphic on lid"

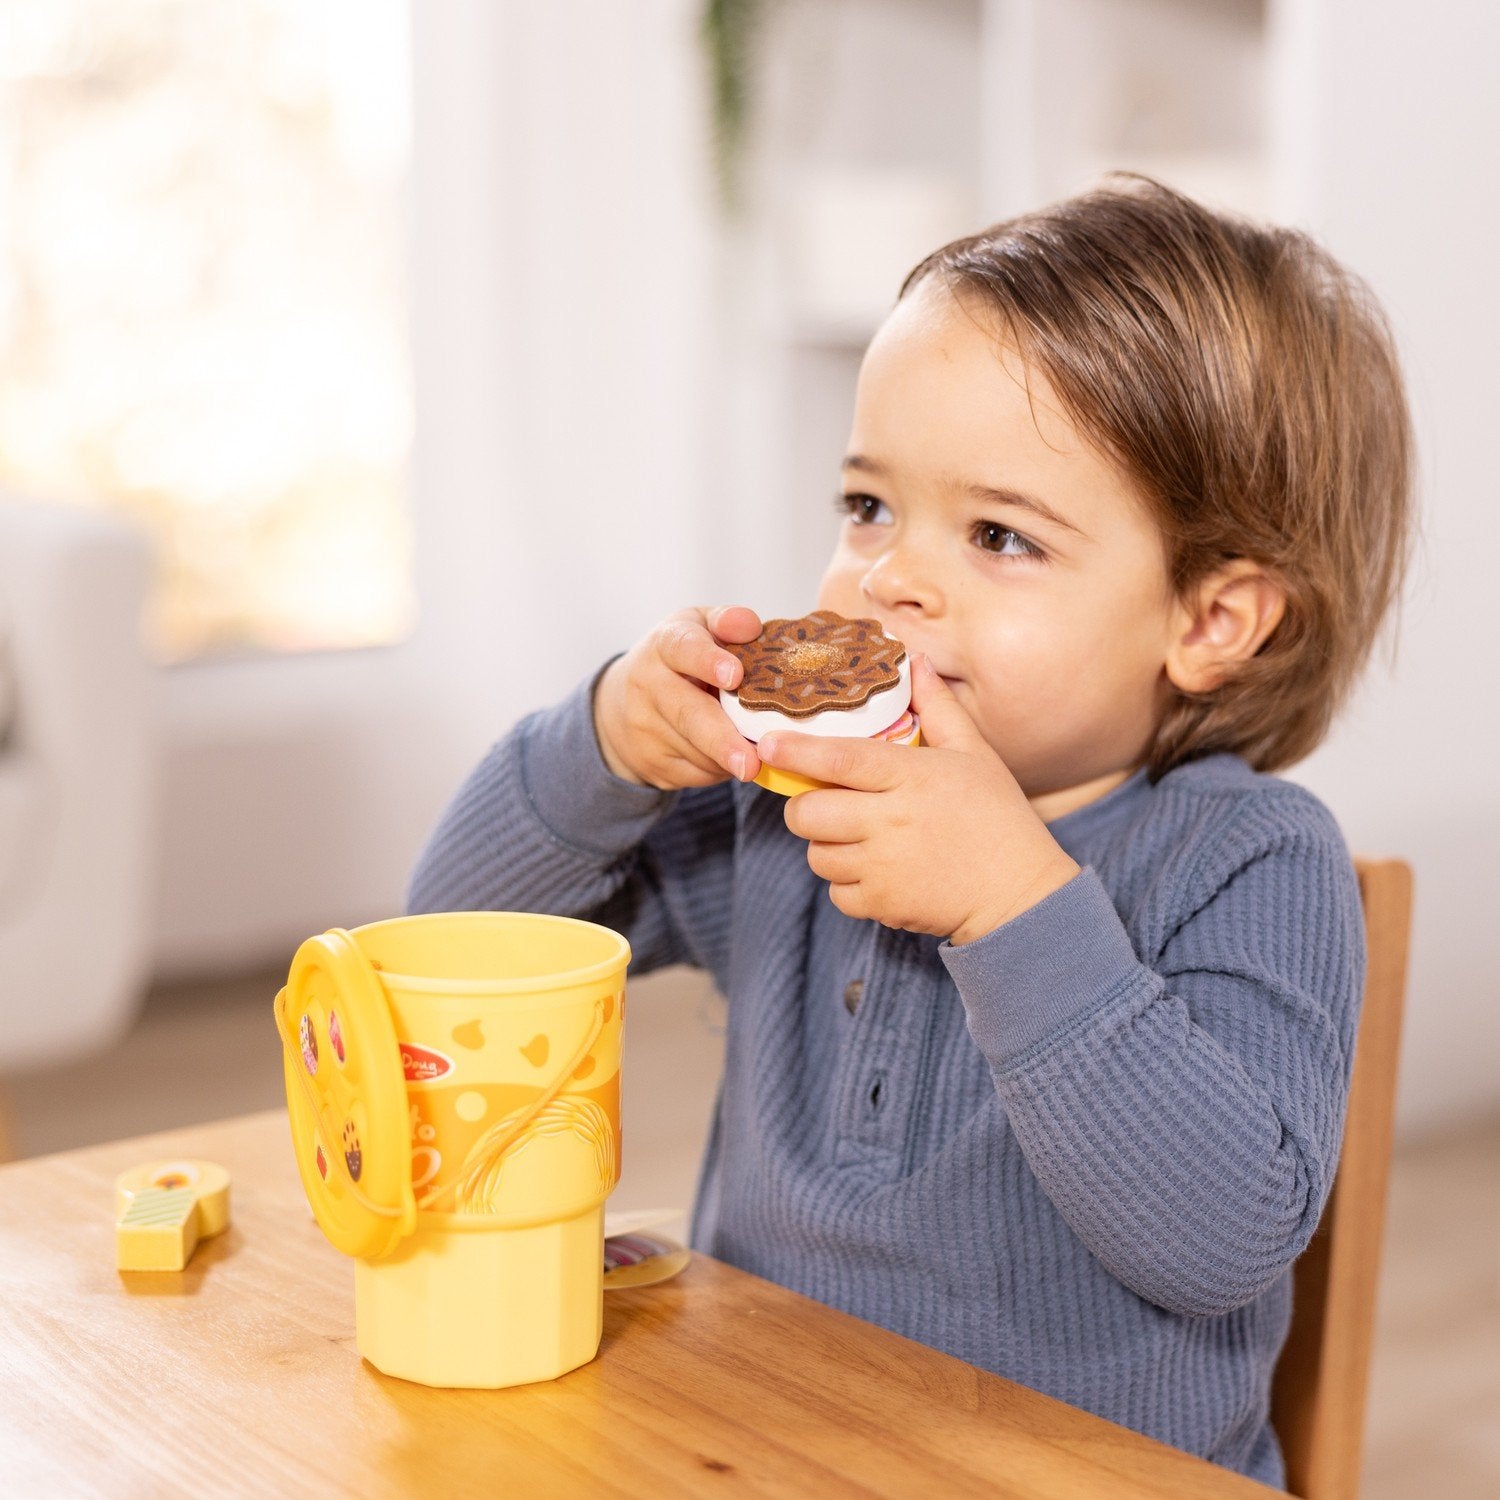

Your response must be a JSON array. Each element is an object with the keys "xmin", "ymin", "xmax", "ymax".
[{"xmin": 725, "ymin": 611, "xmax": 905, "ymax": 718}]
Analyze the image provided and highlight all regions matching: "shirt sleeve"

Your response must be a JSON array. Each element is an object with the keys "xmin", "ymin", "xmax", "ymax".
[
  {"xmin": 940, "ymin": 795, "xmax": 1365, "ymax": 1318},
  {"xmin": 406, "ymin": 665, "xmax": 739, "ymax": 979}
]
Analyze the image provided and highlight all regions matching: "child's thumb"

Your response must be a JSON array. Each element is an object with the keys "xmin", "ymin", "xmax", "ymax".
[{"xmin": 908, "ymin": 654, "xmax": 980, "ymax": 750}]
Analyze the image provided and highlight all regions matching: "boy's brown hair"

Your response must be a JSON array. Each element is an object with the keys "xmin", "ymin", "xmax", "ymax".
[{"xmin": 902, "ymin": 175, "xmax": 1414, "ymax": 777}]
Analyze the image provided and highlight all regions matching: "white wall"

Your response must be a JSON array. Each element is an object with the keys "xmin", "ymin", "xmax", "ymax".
[
  {"xmin": 153, "ymin": 1, "xmax": 716, "ymax": 975},
  {"xmin": 1273, "ymin": 0, "xmax": 1500, "ymax": 1137}
]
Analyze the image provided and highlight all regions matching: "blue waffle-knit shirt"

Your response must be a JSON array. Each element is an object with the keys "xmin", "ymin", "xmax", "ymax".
[{"xmin": 407, "ymin": 670, "xmax": 1365, "ymax": 1486}]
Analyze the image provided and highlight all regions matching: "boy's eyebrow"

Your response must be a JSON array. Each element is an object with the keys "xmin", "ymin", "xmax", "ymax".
[
  {"xmin": 841, "ymin": 454, "xmax": 1088, "ymax": 539},
  {"xmin": 964, "ymin": 483, "xmax": 1088, "ymax": 539}
]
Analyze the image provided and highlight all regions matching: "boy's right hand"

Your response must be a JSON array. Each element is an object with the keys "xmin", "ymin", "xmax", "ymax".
[{"xmin": 592, "ymin": 605, "xmax": 764, "ymax": 790}]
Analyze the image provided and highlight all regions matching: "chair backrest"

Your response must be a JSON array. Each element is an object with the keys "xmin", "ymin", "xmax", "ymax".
[{"xmin": 1271, "ymin": 856, "xmax": 1414, "ymax": 1500}]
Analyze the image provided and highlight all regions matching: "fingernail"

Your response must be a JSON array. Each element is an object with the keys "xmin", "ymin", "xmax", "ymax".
[
  {"xmin": 759, "ymin": 734, "xmax": 778, "ymax": 762},
  {"xmin": 729, "ymin": 751, "xmax": 747, "ymax": 780},
  {"xmin": 715, "ymin": 659, "xmax": 736, "ymax": 688}
]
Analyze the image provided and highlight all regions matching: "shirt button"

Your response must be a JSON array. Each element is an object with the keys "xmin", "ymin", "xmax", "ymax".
[{"xmin": 842, "ymin": 979, "xmax": 864, "ymax": 1015}]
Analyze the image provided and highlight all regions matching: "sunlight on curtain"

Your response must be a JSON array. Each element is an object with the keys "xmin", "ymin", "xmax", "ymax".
[{"xmin": 0, "ymin": 0, "xmax": 413, "ymax": 660}]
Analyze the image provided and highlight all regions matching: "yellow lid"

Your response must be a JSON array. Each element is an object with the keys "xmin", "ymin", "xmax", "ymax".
[{"xmin": 275, "ymin": 929, "xmax": 416, "ymax": 1260}]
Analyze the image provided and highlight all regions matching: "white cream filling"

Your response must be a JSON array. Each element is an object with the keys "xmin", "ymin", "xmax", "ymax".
[{"xmin": 720, "ymin": 655, "xmax": 911, "ymax": 741}]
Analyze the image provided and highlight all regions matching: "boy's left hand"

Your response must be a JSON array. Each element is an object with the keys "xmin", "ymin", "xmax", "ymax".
[{"xmin": 759, "ymin": 655, "xmax": 1080, "ymax": 946}]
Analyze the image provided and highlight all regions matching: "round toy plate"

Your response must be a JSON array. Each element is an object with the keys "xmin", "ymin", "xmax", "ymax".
[{"xmin": 278, "ymin": 929, "xmax": 415, "ymax": 1260}]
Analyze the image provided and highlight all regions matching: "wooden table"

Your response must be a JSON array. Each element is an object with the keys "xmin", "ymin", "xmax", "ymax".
[{"xmin": 0, "ymin": 1111, "xmax": 1280, "ymax": 1498}]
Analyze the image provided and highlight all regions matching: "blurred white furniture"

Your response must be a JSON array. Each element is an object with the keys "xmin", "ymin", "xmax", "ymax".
[{"xmin": 0, "ymin": 497, "xmax": 158, "ymax": 1078}]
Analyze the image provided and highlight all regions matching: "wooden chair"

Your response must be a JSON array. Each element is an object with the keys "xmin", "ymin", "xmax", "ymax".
[{"xmin": 1271, "ymin": 857, "xmax": 1414, "ymax": 1499}]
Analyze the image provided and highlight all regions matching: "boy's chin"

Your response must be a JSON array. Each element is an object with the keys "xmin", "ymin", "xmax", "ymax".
[
  {"xmin": 1024, "ymin": 766, "xmax": 1140, "ymax": 822},
  {"xmin": 983, "ymin": 741, "xmax": 1069, "ymax": 797}
]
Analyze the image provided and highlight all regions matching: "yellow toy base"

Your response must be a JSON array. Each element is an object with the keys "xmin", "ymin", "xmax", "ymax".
[
  {"xmin": 752, "ymin": 725, "xmax": 921, "ymax": 797},
  {"xmin": 753, "ymin": 763, "xmax": 828, "ymax": 797},
  {"xmin": 354, "ymin": 1205, "xmax": 605, "ymax": 1388},
  {"xmin": 116, "ymin": 1159, "xmax": 232, "ymax": 1239},
  {"xmin": 116, "ymin": 1187, "xmax": 200, "ymax": 1272}
]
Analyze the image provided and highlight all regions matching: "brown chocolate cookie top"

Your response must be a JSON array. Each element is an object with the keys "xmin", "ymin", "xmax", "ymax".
[{"xmin": 725, "ymin": 610, "xmax": 906, "ymax": 717}]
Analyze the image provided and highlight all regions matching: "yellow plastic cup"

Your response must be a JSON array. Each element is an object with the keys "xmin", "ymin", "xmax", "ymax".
[{"xmin": 275, "ymin": 911, "xmax": 629, "ymax": 1388}]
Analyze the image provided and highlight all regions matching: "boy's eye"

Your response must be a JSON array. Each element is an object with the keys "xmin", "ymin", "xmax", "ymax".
[
  {"xmin": 834, "ymin": 492, "xmax": 892, "ymax": 526},
  {"xmin": 973, "ymin": 521, "xmax": 1043, "ymax": 559}
]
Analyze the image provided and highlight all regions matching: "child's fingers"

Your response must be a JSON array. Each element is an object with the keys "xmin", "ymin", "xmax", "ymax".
[
  {"xmin": 804, "ymin": 841, "xmax": 863, "ymax": 887},
  {"xmin": 826, "ymin": 882, "xmax": 867, "ymax": 921},
  {"xmin": 758, "ymin": 731, "xmax": 904, "ymax": 793},
  {"xmin": 907, "ymin": 653, "xmax": 983, "ymax": 752},
  {"xmin": 660, "ymin": 672, "xmax": 760, "ymax": 781},
  {"xmin": 657, "ymin": 610, "xmax": 748, "ymax": 692},
  {"xmin": 658, "ymin": 745, "xmax": 739, "ymax": 787},
  {"xmin": 782, "ymin": 788, "xmax": 866, "ymax": 844},
  {"xmin": 704, "ymin": 604, "xmax": 763, "ymax": 644},
  {"xmin": 644, "ymin": 711, "xmax": 739, "ymax": 786}
]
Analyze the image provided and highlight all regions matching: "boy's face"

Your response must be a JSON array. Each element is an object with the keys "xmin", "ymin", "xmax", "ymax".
[{"xmin": 816, "ymin": 279, "xmax": 1184, "ymax": 815}]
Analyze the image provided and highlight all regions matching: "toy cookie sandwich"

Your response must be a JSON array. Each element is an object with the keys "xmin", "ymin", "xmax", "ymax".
[{"xmin": 720, "ymin": 610, "xmax": 921, "ymax": 796}]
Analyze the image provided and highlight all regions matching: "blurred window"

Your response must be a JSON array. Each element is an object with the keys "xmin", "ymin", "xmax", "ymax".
[{"xmin": 0, "ymin": 0, "xmax": 413, "ymax": 661}]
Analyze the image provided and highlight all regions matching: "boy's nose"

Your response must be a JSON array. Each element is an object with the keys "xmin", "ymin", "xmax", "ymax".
[{"xmin": 860, "ymin": 547, "xmax": 944, "ymax": 617}]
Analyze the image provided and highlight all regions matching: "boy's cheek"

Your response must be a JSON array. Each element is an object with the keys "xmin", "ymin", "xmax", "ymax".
[
  {"xmin": 812, "ymin": 564, "xmax": 855, "ymax": 613},
  {"xmin": 918, "ymin": 700, "xmax": 1005, "ymax": 779}
]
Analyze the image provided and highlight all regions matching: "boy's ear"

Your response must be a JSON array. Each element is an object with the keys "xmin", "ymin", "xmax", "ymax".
[{"xmin": 1165, "ymin": 560, "xmax": 1287, "ymax": 695}]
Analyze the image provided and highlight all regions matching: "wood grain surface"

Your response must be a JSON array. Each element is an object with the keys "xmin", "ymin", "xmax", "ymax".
[{"xmin": 0, "ymin": 1110, "xmax": 1279, "ymax": 1499}]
